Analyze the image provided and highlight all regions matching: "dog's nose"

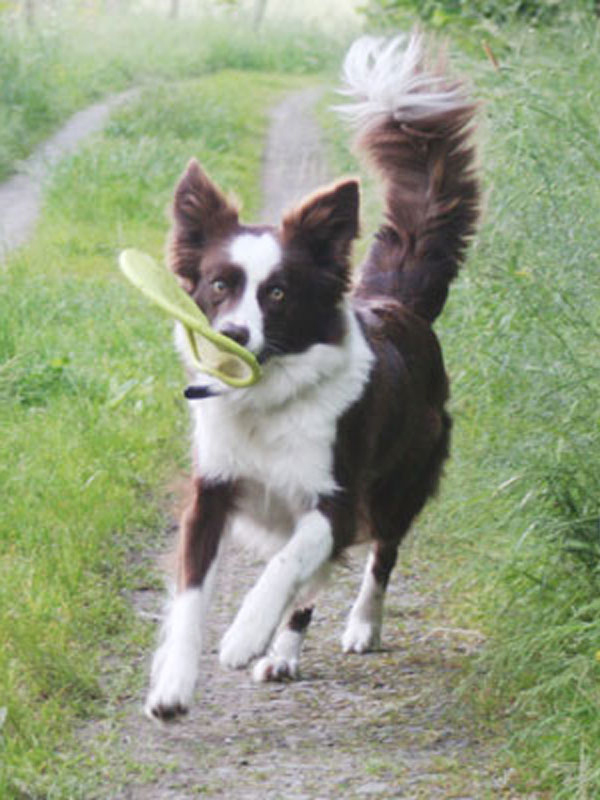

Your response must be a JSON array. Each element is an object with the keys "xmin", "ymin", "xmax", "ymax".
[{"xmin": 219, "ymin": 323, "xmax": 250, "ymax": 348}]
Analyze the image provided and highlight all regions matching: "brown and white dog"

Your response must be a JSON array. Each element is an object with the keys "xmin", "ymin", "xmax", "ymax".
[{"xmin": 145, "ymin": 33, "xmax": 479, "ymax": 721}]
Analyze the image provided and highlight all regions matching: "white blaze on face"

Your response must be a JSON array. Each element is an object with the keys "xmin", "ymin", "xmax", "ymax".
[{"xmin": 218, "ymin": 232, "xmax": 281, "ymax": 353}]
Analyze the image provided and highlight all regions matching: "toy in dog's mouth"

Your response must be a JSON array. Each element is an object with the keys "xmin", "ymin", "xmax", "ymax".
[{"xmin": 118, "ymin": 249, "xmax": 261, "ymax": 391}]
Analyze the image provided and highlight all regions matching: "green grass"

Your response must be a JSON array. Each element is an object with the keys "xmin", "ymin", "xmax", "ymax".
[
  {"xmin": 0, "ymin": 10, "xmax": 350, "ymax": 181},
  {"xmin": 0, "ymin": 67, "xmax": 305, "ymax": 799},
  {"xmin": 323, "ymin": 18, "xmax": 600, "ymax": 799}
]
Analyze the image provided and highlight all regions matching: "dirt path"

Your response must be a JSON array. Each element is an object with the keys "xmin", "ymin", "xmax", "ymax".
[
  {"xmin": 86, "ymin": 89, "xmax": 504, "ymax": 800},
  {"xmin": 0, "ymin": 89, "xmax": 137, "ymax": 259},
  {"xmin": 259, "ymin": 86, "xmax": 331, "ymax": 222},
  {"xmin": 119, "ymin": 548, "xmax": 494, "ymax": 799}
]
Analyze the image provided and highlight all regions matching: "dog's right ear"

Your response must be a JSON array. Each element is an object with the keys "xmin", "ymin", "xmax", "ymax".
[
  {"xmin": 173, "ymin": 159, "xmax": 238, "ymax": 235},
  {"xmin": 169, "ymin": 159, "xmax": 239, "ymax": 288}
]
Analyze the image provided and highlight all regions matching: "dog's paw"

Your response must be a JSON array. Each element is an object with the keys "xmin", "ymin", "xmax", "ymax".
[
  {"xmin": 219, "ymin": 621, "xmax": 270, "ymax": 670},
  {"xmin": 144, "ymin": 680, "xmax": 192, "ymax": 722},
  {"xmin": 144, "ymin": 648, "xmax": 197, "ymax": 722},
  {"xmin": 252, "ymin": 654, "xmax": 300, "ymax": 682},
  {"xmin": 145, "ymin": 693, "xmax": 189, "ymax": 723},
  {"xmin": 341, "ymin": 617, "xmax": 381, "ymax": 654}
]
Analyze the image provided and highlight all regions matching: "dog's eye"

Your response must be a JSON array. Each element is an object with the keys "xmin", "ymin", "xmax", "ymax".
[
  {"xmin": 211, "ymin": 278, "xmax": 228, "ymax": 296},
  {"xmin": 268, "ymin": 286, "xmax": 285, "ymax": 303}
]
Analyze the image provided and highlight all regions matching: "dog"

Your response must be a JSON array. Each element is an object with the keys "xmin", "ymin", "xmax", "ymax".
[{"xmin": 145, "ymin": 33, "xmax": 479, "ymax": 721}]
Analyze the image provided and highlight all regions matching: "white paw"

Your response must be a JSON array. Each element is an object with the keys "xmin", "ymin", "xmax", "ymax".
[
  {"xmin": 341, "ymin": 617, "xmax": 381, "ymax": 654},
  {"xmin": 252, "ymin": 654, "xmax": 300, "ymax": 682},
  {"xmin": 219, "ymin": 620, "xmax": 271, "ymax": 670},
  {"xmin": 144, "ymin": 647, "xmax": 197, "ymax": 721}
]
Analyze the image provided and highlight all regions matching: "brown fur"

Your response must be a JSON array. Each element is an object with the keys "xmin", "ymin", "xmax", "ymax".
[
  {"xmin": 354, "ymin": 100, "xmax": 479, "ymax": 322},
  {"xmin": 168, "ymin": 159, "xmax": 239, "ymax": 291}
]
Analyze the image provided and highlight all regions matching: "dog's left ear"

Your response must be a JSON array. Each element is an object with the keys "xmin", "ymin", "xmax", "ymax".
[{"xmin": 282, "ymin": 179, "xmax": 359, "ymax": 269}]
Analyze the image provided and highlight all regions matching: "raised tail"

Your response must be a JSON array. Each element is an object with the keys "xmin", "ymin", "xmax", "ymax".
[{"xmin": 338, "ymin": 33, "xmax": 480, "ymax": 323}]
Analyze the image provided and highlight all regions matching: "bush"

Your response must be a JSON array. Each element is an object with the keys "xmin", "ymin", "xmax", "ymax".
[{"xmin": 360, "ymin": 0, "xmax": 598, "ymax": 27}]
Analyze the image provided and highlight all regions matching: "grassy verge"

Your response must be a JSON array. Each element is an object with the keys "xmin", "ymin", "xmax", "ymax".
[
  {"xmin": 0, "ymin": 67, "xmax": 307, "ymax": 798},
  {"xmin": 447, "ymin": 24, "xmax": 600, "ymax": 797},
  {"xmin": 0, "ymin": 10, "xmax": 350, "ymax": 181},
  {"xmin": 324, "ymin": 19, "xmax": 600, "ymax": 799}
]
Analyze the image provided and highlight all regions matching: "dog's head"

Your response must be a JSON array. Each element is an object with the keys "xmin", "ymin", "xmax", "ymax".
[{"xmin": 168, "ymin": 159, "xmax": 359, "ymax": 364}]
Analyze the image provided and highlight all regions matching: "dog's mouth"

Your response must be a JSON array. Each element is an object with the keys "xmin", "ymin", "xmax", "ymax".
[
  {"xmin": 256, "ymin": 342, "xmax": 287, "ymax": 365},
  {"xmin": 184, "ymin": 384, "xmax": 219, "ymax": 400},
  {"xmin": 256, "ymin": 350, "xmax": 271, "ymax": 366},
  {"xmin": 183, "ymin": 344, "xmax": 285, "ymax": 401}
]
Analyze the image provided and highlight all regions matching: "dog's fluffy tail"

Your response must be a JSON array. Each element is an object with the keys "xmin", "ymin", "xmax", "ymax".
[{"xmin": 338, "ymin": 33, "xmax": 479, "ymax": 323}]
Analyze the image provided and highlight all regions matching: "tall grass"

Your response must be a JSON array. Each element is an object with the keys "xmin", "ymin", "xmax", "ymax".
[
  {"xmin": 421, "ymin": 23, "xmax": 600, "ymax": 797},
  {"xmin": 445, "ymin": 24, "xmax": 600, "ymax": 796},
  {"xmin": 0, "ymin": 10, "xmax": 350, "ymax": 180},
  {"xmin": 0, "ymin": 67, "xmax": 303, "ymax": 798},
  {"xmin": 323, "ymin": 18, "xmax": 600, "ymax": 798}
]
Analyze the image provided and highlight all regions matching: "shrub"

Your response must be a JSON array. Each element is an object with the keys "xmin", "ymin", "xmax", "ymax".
[{"xmin": 360, "ymin": 0, "xmax": 598, "ymax": 27}]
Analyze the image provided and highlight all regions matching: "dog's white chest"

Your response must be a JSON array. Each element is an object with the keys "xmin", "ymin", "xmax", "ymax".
[
  {"xmin": 190, "ymin": 311, "xmax": 374, "ymax": 501},
  {"xmin": 192, "ymin": 394, "xmax": 338, "ymax": 500}
]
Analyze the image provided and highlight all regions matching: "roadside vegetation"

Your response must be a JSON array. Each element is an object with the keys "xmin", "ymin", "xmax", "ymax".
[
  {"xmin": 326, "ymin": 6, "xmax": 600, "ymax": 796},
  {"xmin": 450, "ymin": 24, "xmax": 600, "ymax": 795},
  {"xmin": 1, "ymin": 2, "xmax": 599, "ymax": 797}
]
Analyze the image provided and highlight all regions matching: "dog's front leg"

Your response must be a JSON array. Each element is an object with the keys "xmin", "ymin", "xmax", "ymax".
[
  {"xmin": 219, "ymin": 508, "xmax": 334, "ymax": 670},
  {"xmin": 145, "ymin": 478, "xmax": 233, "ymax": 721}
]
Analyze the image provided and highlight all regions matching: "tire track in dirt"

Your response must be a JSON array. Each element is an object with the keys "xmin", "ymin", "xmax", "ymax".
[
  {"xmin": 0, "ymin": 89, "xmax": 138, "ymax": 259},
  {"xmin": 91, "ymin": 88, "xmax": 503, "ymax": 800},
  {"xmin": 259, "ymin": 86, "xmax": 331, "ymax": 222}
]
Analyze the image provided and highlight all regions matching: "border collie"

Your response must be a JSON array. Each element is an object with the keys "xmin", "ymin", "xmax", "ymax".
[{"xmin": 145, "ymin": 33, "xmax": 479, "ymax": 721}]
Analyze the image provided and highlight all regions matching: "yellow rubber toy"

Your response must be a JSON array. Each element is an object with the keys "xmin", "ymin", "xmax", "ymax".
[{"xmin": 118, "ymin": 249, "xmax": 261, "ymax": 388}]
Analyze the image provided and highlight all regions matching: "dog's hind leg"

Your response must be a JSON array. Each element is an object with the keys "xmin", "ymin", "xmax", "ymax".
[
  {"xmin": 343, "ymin": 417, "xmax": 451, "ymax": 655},
  {"xmin": 341, "ymin": 540, "xmax": 398, "ymax": 654},
  {"xmin": 252, "ymin": 606, "xmax": 314, "ymax": 682},
  {"xmin": 342, "ymin": 489, "xmax": 441, "ymax": 655},
  {"xmin": 145, "ymin": 478, "xmax": 233, "ymax": 721}
]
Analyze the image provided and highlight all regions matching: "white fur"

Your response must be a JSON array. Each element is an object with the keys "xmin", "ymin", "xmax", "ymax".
[
  {"xmin": 145, "ymin": 555, "xmax": 220, "ymax": 719},
  {"xmin": 219, "ymin": 509, "xmax": 333, "ymax": 669},
  {"xmin": 337, "ymin": 33, "xmax": 466, "ymax": 131},
  {"xmin": 342, "ymin": 551, "xmax": 384, "ymax": 654},
  {"xmin": 216, "ymin": 232, "xmax": 282, "ymax": 353},
  {"xmin": 251, "ymin": 566, "xmax": 330, "ymax": 681},
  {"xmin": 252, "ymin": 626, "xmax": 305, "ymax": 682}
]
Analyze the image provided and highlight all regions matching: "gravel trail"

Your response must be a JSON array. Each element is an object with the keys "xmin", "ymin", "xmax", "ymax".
[{"xmin": 259, "ymin": 86, "xmax": 331, "ymax": 222}]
